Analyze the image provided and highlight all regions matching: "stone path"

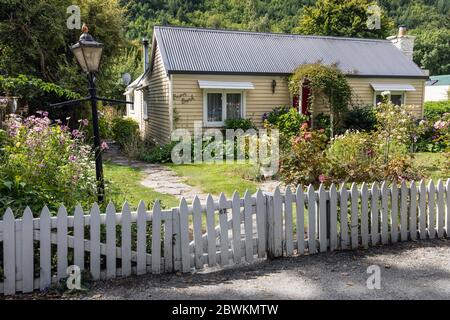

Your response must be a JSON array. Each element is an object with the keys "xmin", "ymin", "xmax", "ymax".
[{"xmin": 103, "ymin": 142, "xmax": 281, "ymax": 203}]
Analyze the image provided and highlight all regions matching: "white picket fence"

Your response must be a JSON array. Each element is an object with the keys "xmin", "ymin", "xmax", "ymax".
[{"xmin": 0, "ymin": 179, "xmax": 449, "ymax": 295}]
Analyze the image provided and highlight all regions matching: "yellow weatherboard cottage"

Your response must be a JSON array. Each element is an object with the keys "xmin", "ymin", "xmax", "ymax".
[{"xmin": 125, "ymin": 25, "xmax": 428, "ymax": 144}]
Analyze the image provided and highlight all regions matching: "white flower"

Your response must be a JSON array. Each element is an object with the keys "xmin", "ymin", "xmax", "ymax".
[{"xmin": 381, "ymin": 91, "xmax": 391, "ymax": 97}]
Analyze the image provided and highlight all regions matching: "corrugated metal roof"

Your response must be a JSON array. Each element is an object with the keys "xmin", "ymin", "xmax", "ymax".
[
  {"xmin": 429, "ymin": 75, "xmax": 450, "ymax": 86},
  {"xmin": 153, "ymin": 26, "xmax": 427, "ymax": 78}
]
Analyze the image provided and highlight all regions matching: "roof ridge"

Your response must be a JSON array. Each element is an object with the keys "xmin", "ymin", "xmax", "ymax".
[{"xmin": 153, "ymin": 25, "xmax": 390, "ymax": 43}]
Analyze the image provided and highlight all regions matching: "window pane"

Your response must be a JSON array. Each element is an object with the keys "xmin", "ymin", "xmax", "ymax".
[
  {"xmin": 207, "ymin": 93, "xmax": 222, "ymax": 122},
  {"xmin": 226, "ymin": 93, "xmax": 241, "ymax": 120},
  {"xmin": 391, "ymin": 95, "xmax": 403, "ymax": 106}
]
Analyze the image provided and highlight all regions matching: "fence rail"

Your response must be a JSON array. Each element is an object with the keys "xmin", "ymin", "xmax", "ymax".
[{"xmin": 1, "ymin": 179, "xmax": 449, "ymax": 295}]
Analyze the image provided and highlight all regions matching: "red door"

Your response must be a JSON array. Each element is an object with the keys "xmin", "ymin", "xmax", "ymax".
[
  {"xmin": 301, "ymin": 80, "xmax": 312, "ymax": 126},
  {"xmin": 301, "ymin": 83, "xmax": 311, "ymax": 116}
]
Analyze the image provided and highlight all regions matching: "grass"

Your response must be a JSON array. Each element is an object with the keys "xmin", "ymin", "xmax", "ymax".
[
  {"xmin": 104, "ymin": 162, "xmax": 179, "ymax": 210},
  {"xmin": 413, "ymin": 152, "xmax": 448, "ymax": 181},
  {"xmin": 165, "ymin": 161, "xmax": 259, "ymax": 197}
]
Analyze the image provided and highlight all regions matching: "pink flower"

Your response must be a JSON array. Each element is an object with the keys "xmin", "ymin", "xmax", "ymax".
[
  {"xmin": 43, "ymin": 111, "xmax": 49, "ymax": 117},
  {"xmin": 101, "ymin": 141, "xmax": 109, "ymax": 150},
  {"xmin": 304, "ymin": 132, "xmax": 312, "ymax": 141},
  {"xmin": 319, "ymin": 174, "xmax": 327, "ymax": 183},
  {"xmin": 293, "ymin": 136, "xmax": 302, "ymax": 144},
  {"xmin": 79, "ymin": 119, "xmax": 89, "ymax": 126},
  {"xmin": 301, "ymin": 122, "xmax": 309, "ymax": 130},
  {"xmin": 68, "ymin": 155, "xmax": 77, "ymax": 162}
]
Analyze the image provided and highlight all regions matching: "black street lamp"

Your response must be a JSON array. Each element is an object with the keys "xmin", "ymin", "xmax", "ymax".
[
  {"xmin": 72, "ymin": 24, "xmax": 105, "ymax": 201},
  {"xmin": 51, "ymin": 24, "xmax": 133, "ymax": 202}
]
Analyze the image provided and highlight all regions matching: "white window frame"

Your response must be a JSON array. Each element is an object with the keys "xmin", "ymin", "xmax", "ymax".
[
  {"xmin": 127, "ymin": 93, "xmax": 134, "ymax": 114},
  {"xmin": 373, "ymin": 91, "xmax": 406, "ymax": 106},
  {"xmin": 203, "ymin": 90, "xmax": 246, "ymax": 127}
]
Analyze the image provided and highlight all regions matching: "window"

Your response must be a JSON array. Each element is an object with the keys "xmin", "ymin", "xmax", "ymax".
[
  {"xmin": 374, "ymin": 92, "xmax": 405, "ymax": 106},
  {"xmin": 203, "ymin": 91, "xmax": 244, "ymax": 126},
  {"xmin": 127, "ymin": 93, "xmax": 134, "ymax": 113}
]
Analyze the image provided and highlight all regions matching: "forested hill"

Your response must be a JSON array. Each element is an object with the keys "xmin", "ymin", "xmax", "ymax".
[{"xmin": 120, "ymin": 0, "xmax": 450, "ymax": 75}]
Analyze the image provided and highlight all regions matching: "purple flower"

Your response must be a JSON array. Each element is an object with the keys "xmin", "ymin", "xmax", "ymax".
[
  {"xmin": 68, "ymin": 155, "xmax": 77, "ymax": 162},
  {"xmin": 43, "ymin": 111, "xmax": 49, "ymax": 117},
  {"xmin": 72, "ymin": 129, "xmax": 83, "ymax": 138}
]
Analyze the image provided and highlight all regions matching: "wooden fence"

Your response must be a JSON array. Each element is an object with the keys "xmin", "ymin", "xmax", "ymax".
[{"xmin": 0, "ymin": 179, "xmax": 449, "ymax": 295}]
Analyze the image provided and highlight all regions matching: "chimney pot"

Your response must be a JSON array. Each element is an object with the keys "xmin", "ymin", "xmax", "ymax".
[{"xmin": 398, "ymin": 25, "xmax": 407, "ymax": 37}]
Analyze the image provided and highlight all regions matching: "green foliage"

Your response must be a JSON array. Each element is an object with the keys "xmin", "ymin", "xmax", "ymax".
[
  {"xmin": 342, "ymin": 104, "xmax": 377, "ymax": 132},
  {"xmin": 289, "ymin": 63, "xmax": 352, "ymax": 133},
  {"xmin": 0, "ymin": 113, "xmax": 97, "ymax": 215},
  {"xmin": 279, "ymin": 122, "xmax": 329, "ymax": 186},
  {"xmin": 111, "ymin": 117, "xmax": 140, "ymax": 149},
  {"xmin": 279, "ymin": 101, "xmax": 425, "ymax": 186},
  {"xmin": 294, "ymin": 0, "xmax": 394, "ymax": 38},
  {"xmin": 0, "ymin": 0, "xmax": 128, "ymax": 103},
  {"xmin": 263, "ymin": 106, "xmax": 309, "ymax": 139},
  {"xmin": 140, "ymin": 142, "xmax": 177, "ymax": 164},
  {"xmin": 224, "ymin": 118, "xmax": 256, "ymax": 131},
  {"xmin": 0, "ymin": 74, "xmax": 81, "ymax": 111},
  {"xmin": 424, "ymin": 100, "xmax": 450, "ymax": 121},
  {"xmin": 411, "ymin": 28, "xmax": 450, "ymax": 75}
]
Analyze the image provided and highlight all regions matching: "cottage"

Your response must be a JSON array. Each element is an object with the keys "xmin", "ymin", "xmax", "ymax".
[{"xmin": 125, "ymin": 25, "xmax": 428, "ymax": 144}]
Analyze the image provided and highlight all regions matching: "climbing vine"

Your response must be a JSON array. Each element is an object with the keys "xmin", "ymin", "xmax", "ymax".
[{"xmin": 288, "ymin": 63, "xmax": 352, "ymax": 135}]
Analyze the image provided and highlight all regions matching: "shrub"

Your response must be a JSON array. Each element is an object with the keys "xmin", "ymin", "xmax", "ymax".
[
  {"xmin": 111, "ymin": 117, "xmax": 139, "ymax": 149},
  {"xmin": 279, "ymin": 100, "xmax": 425, "ymax": 186},
  {"xmin": 424, "ymin": 101, "xmax": 450, "ymax": 121},
  {"xmin": 342, "ymin": 105, "xmax": 377, "ymax": 133},
  {"xmin": 0, "ymin": 113, "xmax": 97, "ymax": 215},
  {"xmin": 279, "ymin": 122, "xmax": 329, "ymax": 186},
  {"xmin": 224, "ymin": 118, "xmax": 256, "ymax": 131},
  {"xmin": 263, "ymin": 106, "xmax": 309, "ymax": 138},
  {"xmin": 140, "ymin": 141, "xmax": 177, "ymax": 164}
]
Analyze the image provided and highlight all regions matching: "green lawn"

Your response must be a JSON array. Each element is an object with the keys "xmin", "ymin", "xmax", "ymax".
[
  {"xmin": 165, "ymin": 161, "xmax": 259, "ymax": 197},
  {"xmin": 413, "ymin": 152, "xmax": 448, "ymax": 181},
  {"xmin": 104, "ymin": 162, "xmax": 179, "ymax": 210}
]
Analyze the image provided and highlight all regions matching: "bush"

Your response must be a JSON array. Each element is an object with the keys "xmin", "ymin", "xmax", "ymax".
[
  {"xmin": 111, "ymin": 117, "xmax": 140, "ymax": 149},
  {"xmin": 424, "ymin": 101, "xmax": 450, "ymax": 121},
  {"xmin": 224, "ymin": 118, "xmax": 256, "ymax": 131},
  {"xmin": 279, "ymin": 122, "xmax": 329, "ymax": 186},
  {"xmin": 140, "ymin": 141, "xmax": 177, "ymax": 164},
  {"xmin": 263, "ymin": 106, "xmax": 309, "ymax": 138},
  {"xmin": 0, "ymin": 113, "xmax": 97, "ymax": 215},
  {"xmin": 279, "ymin": 100, "xmax": 425, "ymax": 186},
  {"xmin": 342, "ymin": 105, "xmax": 377, "ymax": 132}
]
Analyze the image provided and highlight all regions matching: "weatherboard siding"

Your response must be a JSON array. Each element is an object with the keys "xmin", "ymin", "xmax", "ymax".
[
  {"xmin": 347, "ymin": 77, "xmax": 425, "ymax": 118},
  {"xmin": 146, "ymin": 44, "xmax": 171, "ymax": 144},
  {"xmin": 172, "ymin": 74, "xmax": 291, "ymax": 133}
]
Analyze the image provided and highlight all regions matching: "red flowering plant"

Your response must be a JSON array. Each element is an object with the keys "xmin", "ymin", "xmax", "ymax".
[
  {"xmin": 279, "ymin": 122, "xmax": 329, "ymax": 186},
  {"xmin": 0, "ymin": 112, "xmax": 97, "ymax": 215}
]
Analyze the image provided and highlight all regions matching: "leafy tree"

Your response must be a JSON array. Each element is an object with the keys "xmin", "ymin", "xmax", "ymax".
[
  {"xmin": 0, "ymin": 0, "xmax": 128, "ymax": 102},
  {"xmin": 411, "ymin": 28, "xmax": 450, "ymax": 75},
  {"xmin": 293, "ymin": 0, "xmax": 394, "ymax": 38}
]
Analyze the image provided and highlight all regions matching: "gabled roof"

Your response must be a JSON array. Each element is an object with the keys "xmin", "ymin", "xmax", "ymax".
[{"xmin": 151, "ymin": 26, "xmax": 427, "ymax": 78}]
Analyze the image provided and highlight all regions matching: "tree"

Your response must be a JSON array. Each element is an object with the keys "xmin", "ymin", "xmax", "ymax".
[
  {"xmin": 411, "ymin": 28, "xmax": 450, "ymax": 75},
  {"xmin": 293, "ymin": 0, "xmax": 394, "ymax": 39},
  {"xmin": 0, "ymin": 0, "xmax": 128, "ymax": 101}
]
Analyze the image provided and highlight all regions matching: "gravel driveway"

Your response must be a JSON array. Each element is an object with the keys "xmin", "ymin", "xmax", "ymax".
[{"xmin": 67, "ymin": 239, "xmax": 450, "ymax": 300}]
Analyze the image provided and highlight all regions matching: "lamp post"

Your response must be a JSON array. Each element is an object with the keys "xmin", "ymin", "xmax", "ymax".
[
  {"xmin": 51, "ymin": 24, "xmax": 133, "ymax": 202},
  {"xmin": 71, "ymin": 24, "xmax": 105, "ymax": 202}
]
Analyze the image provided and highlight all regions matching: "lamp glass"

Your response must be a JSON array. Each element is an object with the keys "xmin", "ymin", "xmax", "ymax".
[{"xmin": 72, "ymin": 42, "xmax": 103, "ymax": 73}]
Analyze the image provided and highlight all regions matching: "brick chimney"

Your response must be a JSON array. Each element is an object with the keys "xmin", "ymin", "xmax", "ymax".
[{"xmin": 387, "ymin": 25, "xmax": 415, "ymax": 61}]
